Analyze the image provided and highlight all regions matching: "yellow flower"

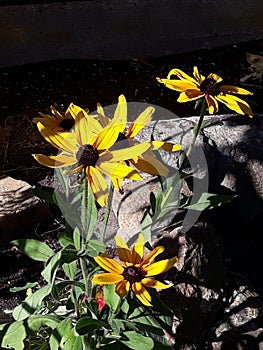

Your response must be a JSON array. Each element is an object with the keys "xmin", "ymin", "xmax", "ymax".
[
  {"xmin": 157, "ymin": 66, "xmax": 253, "ymax": 117},
  {"xmin": 92, "ymin": 233, "xmax": 177, "ymax": 307},
  {"xmin": 32, "ymin": 109, "xmax": 150, "ymax": 207},
  {"xmin": 96, "ymin": 95, "xmax": 181, "ymax": 185},
  {"xmin": 33, "ymin": 103, "xmax": 102, "ymax": 138}
]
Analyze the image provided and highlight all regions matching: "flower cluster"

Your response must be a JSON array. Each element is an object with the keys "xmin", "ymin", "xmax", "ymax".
[{"xmin": 33, "ymin": 94, "xmax": 181, "ymax": 206}]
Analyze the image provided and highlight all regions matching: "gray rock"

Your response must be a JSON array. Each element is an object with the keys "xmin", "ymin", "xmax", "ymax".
[{"xmin": 0, "ymin": 176, "xmax": 50, "ymax": 245}]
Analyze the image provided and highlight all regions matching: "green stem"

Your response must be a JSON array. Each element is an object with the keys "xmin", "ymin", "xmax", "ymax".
[
  {"xmin": 100, "ymin": 181, "xmax": 114, "ymax": 243},
  {"xmin": 80, "ymin": 256, "xmax": 89, "ymax": 296},
  {"xmin": 180, "ymin": 98, "xmax": 206, "ymax": 171},
  {"xmin": 186, "ymin": 98, "xmax": 206, "ymax": 158}
]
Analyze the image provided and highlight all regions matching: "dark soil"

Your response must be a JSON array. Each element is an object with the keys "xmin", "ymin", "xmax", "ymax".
[{"xmin": 0, "ymin": 38, "xmax": 263, "ymax": 311}]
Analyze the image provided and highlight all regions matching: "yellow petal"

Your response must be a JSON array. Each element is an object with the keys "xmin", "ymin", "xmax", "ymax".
[
  {"xmin": 130, "ymin": 154, "xmax": 169, "ymax": 177},
  {"xmin": 75, "ymin": 111, "xmax": 92, "ymax": 145},
  {"xmin": 141, "ymin": 278, "xmax": 173, "ymax": 289},
  {"xmin": 207, "ymin": 73, "xmax": 223, "ymax": 83},
  {"xmin": 115, "ymin": 236, "xmax": 134, "ymax": 264},
  {"xmin": 167, "ymin": 68, "xmax": 198, "ymax": 84},
  {"xmin": 126, "ymin": 106, "xmax": 155, "ymax": 138},
  {"xmin": 132, "ymin": 233, "xmax": 144, "ymax": 264},
  {"xmin": 139, "ymin": 246, "xmax": 165, "ymax": 267},
  {"xmin": 144, "ymin": 256, "xmax": 178, "ymax": 277},
  {"xmin": 115, "ymin": 280, "xmax": 130, "ymax": 297},
  {"xmin": 33, "ymin": 116, "xmax": 59, "ymax": 130},
  {"xmin": 50, "ymin": 105, "xmax": 64, "ymax": 120},
  {"xmin": 86, "ymin": 166, "xmax": 108, "ymax": 207},
  {"xmin": 33, "ymin": 153, "xmax": 77, "ymax": 168},
  {"xmin": 177, "ymin": 90, "xmax": 204, "ymax": 103},
  {"xmin": 205, "ymin": 95, "xmax": 219, "ymax": 114},
  {"xmin": 157, "ymin": 78, "xmax": 198, "ymax": 92},
  {"xmin": 93, "ymin": 125, "xmax": 120, "ymax": 150},
  {"xmin": 36, "ymin": 123, "xmax": 77, "ymax": 153},
  {"xmin": 109, "ymin": 141, "xmax": 150, "ymax": 162},
  {"xmin": 116, "ymin": 248, "xmax": 134, "ymax": 264},
  {"xmin": 132, "ymin": 282, "xmax": 152, "ymax": 306},
  {"xmin": 111, "ymin": 94, "xmax": 127, "ymax": 131},
  {"xmin": 193, "ymin": 66, "xmax": 205, "ymax": 84},
  {"xmin": 151, "ymin": 141, "xmax": 181, "ymax": 152},
  {"xmin": 115, "ymin": 236, "xmax": 130, "ymax": 250},
  {"xmin": 216, "ymin": 94, "xmax": 253, "ymax": 117},
  {"xmin": 111, "ymin": 176, "xmax": 124, "ymax": 194},
  {"xmin": 97, "ymin": 161, "xmax": 142, "ymax": 181},
  {"xmin": 220, "ymin": 85, "xmax": 253, "ymax": 95},
  {"xmin": 65, "ymin": 103, "xmax": 84, "ymax": 119},
  {"xmin": 97, "ymin": 103, "xmax": 111, "ymax": 127},
  {"xmin": 92, "ymin": 273, "xmax": 124, "ymax": 284},
  {"xmin": 94, "ymin": 256, "xmax": 124, "ymax": 274},
  {"xmin": 63, "ymin": 165, "xmax": 84, "ymax": 176}
]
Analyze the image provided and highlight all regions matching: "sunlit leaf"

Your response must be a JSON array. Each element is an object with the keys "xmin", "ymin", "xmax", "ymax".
[
  {"xmin": 1, "ymin": 320, "xmax": 26, "ymax": 350},
  {"xmin": 119, "ymin": 331, "xmax": 154, "ymax": 350},
  {"xmin": 13, "ymin": 285, "xmax": 51, "ymax": 321},
  {"xmin": 181, "ymin": 192, "xmax": 235, "ymax": 210}
]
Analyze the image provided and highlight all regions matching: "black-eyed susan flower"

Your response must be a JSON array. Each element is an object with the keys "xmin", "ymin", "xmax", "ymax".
[
  {"xmin": 91, "ymin": 233, "xmax": 177, "ymax": 307},
  {"xmin": 95, "ymin": 95, "xmax": 181, "ymax": 182},
  {"xmin": 33, "ymin": 109, "xmax": 150, "ymax": 207},
  {"xmin": 33, "ymin": 103, "xmax": 102, "ymax": 138},
  {"xmin": 157, "ymin": 66, "xmax": 253, "ymax": 117}
]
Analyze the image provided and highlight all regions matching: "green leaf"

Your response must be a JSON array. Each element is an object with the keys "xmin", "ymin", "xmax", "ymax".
[
  {"xmin": 27, "ymin": 314, "xmax": 60, "ymax": 332},
  {"xmin": 120, "ymin": 331, "xmax": 154, "ymax": 350},
  {"xmin": 54, "ymin": 190, "xmax": 81, "ymax": 229},
  {"xmin": 59, "ymin": 228, "xmax": 74, "ymax": 247},
  {"xmin": 11, "ymin": 239, "xmax": 54, "ymax": 262},
  {"xmin": 103, "ymin": 284, "xmax": 121, "ymax": 312},
  {"xmin": 75, "ymin": 317, "xmax": 106, "ymax": 335},
  {"xmin": 41, "ymin": 250, "xmax": 62, "ymax": 284},
  {"xmin": 181, "ymin": 192, "xmax": 235, "ymax": 211},
  {"xmin": 49, "ymin": 318, "xmax": 71, "ymax": 350},
  {"xmin": 63, "ymin": 260, "xmax": 77, "ymax": 280},
  {"xmin": 13, "ymin": 285, "xmax": 51, "ymax": 321},
  {"xmin": 10, "ymin": 281, "xmax": 38, "ymax": 293},
  {"xmin": 1, "ymin": 320, "xmax": 26, "ymax": 350},
  {"xmin": 88, "ymin": 240, "xmax": 105, "ymax": 254},
  {"xmin": 140, "ymin": 211, "xmax": 152, "ymax": 243},
  {"xmin": 133, "ymin": 316, "xmax": 164, "ymax": 336},
  {"xmin": 60, "ymin": 328, "xmax": 83, "ymax": 350},
  {"xmin": 73, "ymin": 226, "xmax": 81, "ymax": 251}
]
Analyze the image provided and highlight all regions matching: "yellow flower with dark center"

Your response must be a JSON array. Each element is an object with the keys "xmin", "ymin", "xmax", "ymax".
[
  {"xmin": 92, "ymin": 233, "xmax": 177, "ymax": 306},
  {"xmin": 32, "ymin": 108, "xmax": 150, "ymax": 207},
  {"xmin": 156, "ymin": 66, "xmax": 253, "ymax": 117},
  {"xmin": 95, "ymin": 95, "xmax": 181, "ymax": 187},
  {"xmin": 33, "ymin": 103, "xmax": 102, "ymax": 139}
]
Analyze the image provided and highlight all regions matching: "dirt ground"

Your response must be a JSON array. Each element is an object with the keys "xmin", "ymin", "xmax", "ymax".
[{"xmin": 0, "ymin": 38, "xmax": 263, "ymax": 310}]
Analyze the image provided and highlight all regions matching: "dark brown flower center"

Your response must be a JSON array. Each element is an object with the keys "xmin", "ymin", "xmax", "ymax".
[
  {"xmin": 200, "ymin": 78, "xmax": 220, "ymax": 96},
  {"xmin": 76, "ymin": 144, "xmax": 99, "ymax": 167},
  {"xmin": 122, "ymin": 266, "xmax": 145, "ymax": 283},
  {"xmin": 59, "ymin": 118, "xmax": 75, "ymax": 131}
]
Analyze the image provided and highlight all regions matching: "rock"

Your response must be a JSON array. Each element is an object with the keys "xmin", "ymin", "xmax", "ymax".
[
  {"xmin": 151, "ymin": 222, "xmax": 263, "ymax": 350},
  {"xmin": 0, "ymin": 176, "xmax": 50, "ymax": 245}
]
